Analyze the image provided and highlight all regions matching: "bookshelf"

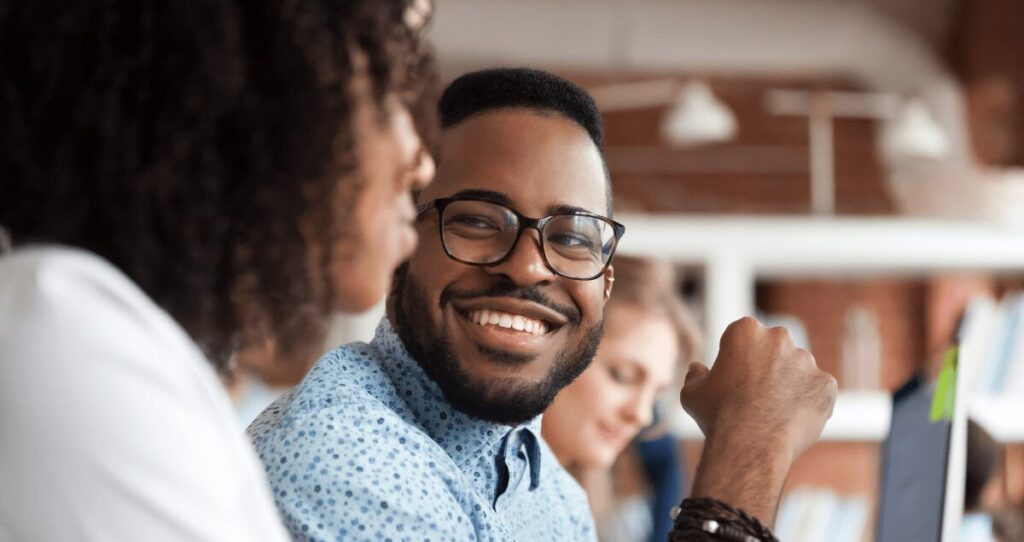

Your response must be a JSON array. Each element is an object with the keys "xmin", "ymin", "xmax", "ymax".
[{"xmin": 617, "ymin": 214, "xmax": 1024, "ymax": 443}]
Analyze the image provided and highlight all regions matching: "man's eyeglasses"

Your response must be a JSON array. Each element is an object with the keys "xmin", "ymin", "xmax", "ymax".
[{"xmin": 417, "ymin": 197, "xmax": 626, "ymax": 281}]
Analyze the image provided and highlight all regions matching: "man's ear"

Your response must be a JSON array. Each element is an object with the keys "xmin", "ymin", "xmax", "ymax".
[{"xmin": 602, "ymin": 265, "xmax": 615, "ymax": 301}]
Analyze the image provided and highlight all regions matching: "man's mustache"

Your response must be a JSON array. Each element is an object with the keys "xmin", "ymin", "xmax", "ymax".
[{"xmin": 439, "ymin": 278, "xmax": 581, "ymax": 325}]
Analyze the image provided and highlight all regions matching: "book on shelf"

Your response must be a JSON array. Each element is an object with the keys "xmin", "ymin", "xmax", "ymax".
[
  {"xmin": 960, "ymin": 294, "xmax": 1024, "ymax": 397},
  {"xmin": 1005, "ymin": 294, "xmax": 1024, "ymax": 395},
  {"xmin": 772, "ymin": 488, "xmax": 871, "ymax": 542}
]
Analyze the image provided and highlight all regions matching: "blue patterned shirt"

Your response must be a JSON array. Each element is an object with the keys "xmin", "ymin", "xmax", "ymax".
[{"xmin": 248, "ymin": 319, "xmax": 596, "ymax": 541}]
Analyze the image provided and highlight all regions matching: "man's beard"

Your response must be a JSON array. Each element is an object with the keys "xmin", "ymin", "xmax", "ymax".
[{"xmin": 390, "ymin": 264, "xmax": 604, "ymax": 426}]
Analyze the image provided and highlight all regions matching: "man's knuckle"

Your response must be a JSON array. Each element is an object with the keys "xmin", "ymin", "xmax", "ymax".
[
  {"xmin": 817, "ymin": 373, "xmax": 838, "ymax": 403},
  {"xmin": 726, "ymin": 317, "xmax": 754, "ymax": 335},
  {"xmin": 825, "ymin": 373, "xmax": 839, "ymax": 395}
]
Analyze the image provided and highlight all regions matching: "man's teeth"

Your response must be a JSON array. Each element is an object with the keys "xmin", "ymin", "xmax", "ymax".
[{"xmin": 468, "ymin": 309, "xmax": 549, "ymax": 335}]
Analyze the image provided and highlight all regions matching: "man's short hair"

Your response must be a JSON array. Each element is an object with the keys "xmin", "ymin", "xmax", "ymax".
[{"xmin": 438, "ymin": 68, "xmax": 612, "ymax": 213}]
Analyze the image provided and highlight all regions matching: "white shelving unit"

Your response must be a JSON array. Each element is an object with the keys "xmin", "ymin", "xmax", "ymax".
[
  {"xmin": 671, "ymin": 390, "xmax": 893, "ymax": 442},
  {"xmin": 618, "ymin": 214, "xmax": 1024, "ymax": 442},
  {"xmin": 969, "ymin": 396, "xmax": 1024, "ymax": 442}
]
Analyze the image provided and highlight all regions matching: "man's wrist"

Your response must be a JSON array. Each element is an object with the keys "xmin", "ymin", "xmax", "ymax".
[{"xmin": 689, "ymin": 427, "xmax": 794, "ymax": 527}]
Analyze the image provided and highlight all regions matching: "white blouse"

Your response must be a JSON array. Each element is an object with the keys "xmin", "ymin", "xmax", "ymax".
[{"xmin": 0, "ymin": 247, "xmax": 288, "ymax": 541}]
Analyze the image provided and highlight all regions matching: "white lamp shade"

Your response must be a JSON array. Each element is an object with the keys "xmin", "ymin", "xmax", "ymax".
[
  {"xmin": 883, "ymin": 98, "xmax": 950, "ymax": 160},
  {"xmin": 660, "ymin": 81, "xmax": 737, "ymax": 147}
]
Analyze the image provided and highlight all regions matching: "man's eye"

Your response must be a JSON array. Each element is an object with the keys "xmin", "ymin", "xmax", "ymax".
[
  {"xmin": 449, "ymin": 214, "xmax": 499, "ymax": 229},
  {"xmin": 548, "ymin": 232, "xmax": 594, "ymax": 249},
  {"xmin": 444, "ymin": 214, "xmax": 505, "ymax": 239}
]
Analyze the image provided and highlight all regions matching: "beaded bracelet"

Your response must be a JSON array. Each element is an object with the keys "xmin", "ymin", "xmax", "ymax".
[{"xmin": 668, "ymin": 497, "xmax": 779, "ymax": 542}]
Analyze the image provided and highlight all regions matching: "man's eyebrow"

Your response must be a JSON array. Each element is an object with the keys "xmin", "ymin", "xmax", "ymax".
[
  {"xmin": 445, "ymin": 190, "xmax": 602, "ymax": 217},
  {"xmin": 447, "ymin": 189, "xmax": 512, "ymax": 206},
  {"xmin": 549, "ymin": 203, "xmax": 599, "ymax": 216}
]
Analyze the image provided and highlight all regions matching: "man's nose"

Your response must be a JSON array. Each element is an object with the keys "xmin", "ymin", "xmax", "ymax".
[{"xmin": 484, "ymin": 230, "xmax": 557, "ymax": 287}]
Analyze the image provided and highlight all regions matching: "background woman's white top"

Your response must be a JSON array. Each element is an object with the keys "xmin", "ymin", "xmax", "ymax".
[{"xmin": 0, "ymin": 247, "xmax": 288, "ymax": 541}]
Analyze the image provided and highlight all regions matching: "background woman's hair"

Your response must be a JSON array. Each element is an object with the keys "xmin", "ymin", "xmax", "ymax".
[
  {"xmin": 0, "ymin": 0, "xmax": 437, "ymax": 370},
  {"xmin": 607, "ymin": 255, "xmax": 702, "ymax": 365}
]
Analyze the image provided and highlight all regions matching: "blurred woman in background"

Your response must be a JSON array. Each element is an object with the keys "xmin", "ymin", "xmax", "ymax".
[
  {"xmin": 542, "ymin": 256, "xmax": 701, "ymax": 542},
  {"xmin": 0, "ymin": 0, "xmax": 436, "ymax": 539}
]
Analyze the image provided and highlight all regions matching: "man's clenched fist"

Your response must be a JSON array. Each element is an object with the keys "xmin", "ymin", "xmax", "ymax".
[{"xmin": 681, "ymin": 316, "xmax": 837, "ymax": 462}]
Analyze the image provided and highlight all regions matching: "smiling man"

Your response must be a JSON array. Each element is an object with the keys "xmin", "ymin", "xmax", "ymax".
[
  {"xmin": 250, "ymin": 68, "xmax": 617, "ymax": 541},
  {"xmin": 249, "ymin": 68, "xmax": 836, "ymax": 542}
]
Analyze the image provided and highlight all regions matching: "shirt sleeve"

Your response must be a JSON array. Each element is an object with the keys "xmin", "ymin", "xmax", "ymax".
[
  {"xmin": 252, "ymin": 405, "xmax": 479, "ymax": 542},
  {"xmin": 0, "ymin": 250, "xmax": 289, "ymax": 542}
]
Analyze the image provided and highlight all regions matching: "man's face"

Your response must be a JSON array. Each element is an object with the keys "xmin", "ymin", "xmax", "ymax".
[{"xmin": 389, "ymin": 109, "xmax": 613, "ymax": 425}]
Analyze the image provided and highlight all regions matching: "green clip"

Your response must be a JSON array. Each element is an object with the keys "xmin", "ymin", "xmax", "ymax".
[{"xmin": 929, "ymin": 346, "xmax": 959, "ymax": 423}]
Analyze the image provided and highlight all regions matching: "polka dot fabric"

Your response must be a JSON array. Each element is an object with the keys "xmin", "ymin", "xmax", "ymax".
[{"xmin": 249, "ymin": 319, "xmax": 596, "ymax": 541}]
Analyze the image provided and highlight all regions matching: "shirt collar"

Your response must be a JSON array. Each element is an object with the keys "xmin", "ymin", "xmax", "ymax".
[{"xmin": 372, "ymin": 318, "xmax": 543, "ymax": 490}]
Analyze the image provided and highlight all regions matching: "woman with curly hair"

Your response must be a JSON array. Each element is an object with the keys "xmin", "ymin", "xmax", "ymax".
[{"xmin": 0, "ymin": 0, "xmax": 436, "ymax": 539}]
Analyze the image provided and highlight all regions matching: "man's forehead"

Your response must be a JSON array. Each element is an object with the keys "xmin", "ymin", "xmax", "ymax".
[{"xmin": 423, "ymin": 109, "xmax": 609, "ymax": 215}]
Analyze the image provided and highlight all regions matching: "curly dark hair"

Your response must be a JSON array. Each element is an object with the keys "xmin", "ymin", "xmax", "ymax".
[{"xmin": 0, "ymin": 0, "xmax": 438, "ymax": 370}]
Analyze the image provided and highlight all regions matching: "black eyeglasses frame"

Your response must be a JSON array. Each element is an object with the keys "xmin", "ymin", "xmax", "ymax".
[{"xmin": 416, "ymin": 196, "xmax": 626, "ymax": 281}]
